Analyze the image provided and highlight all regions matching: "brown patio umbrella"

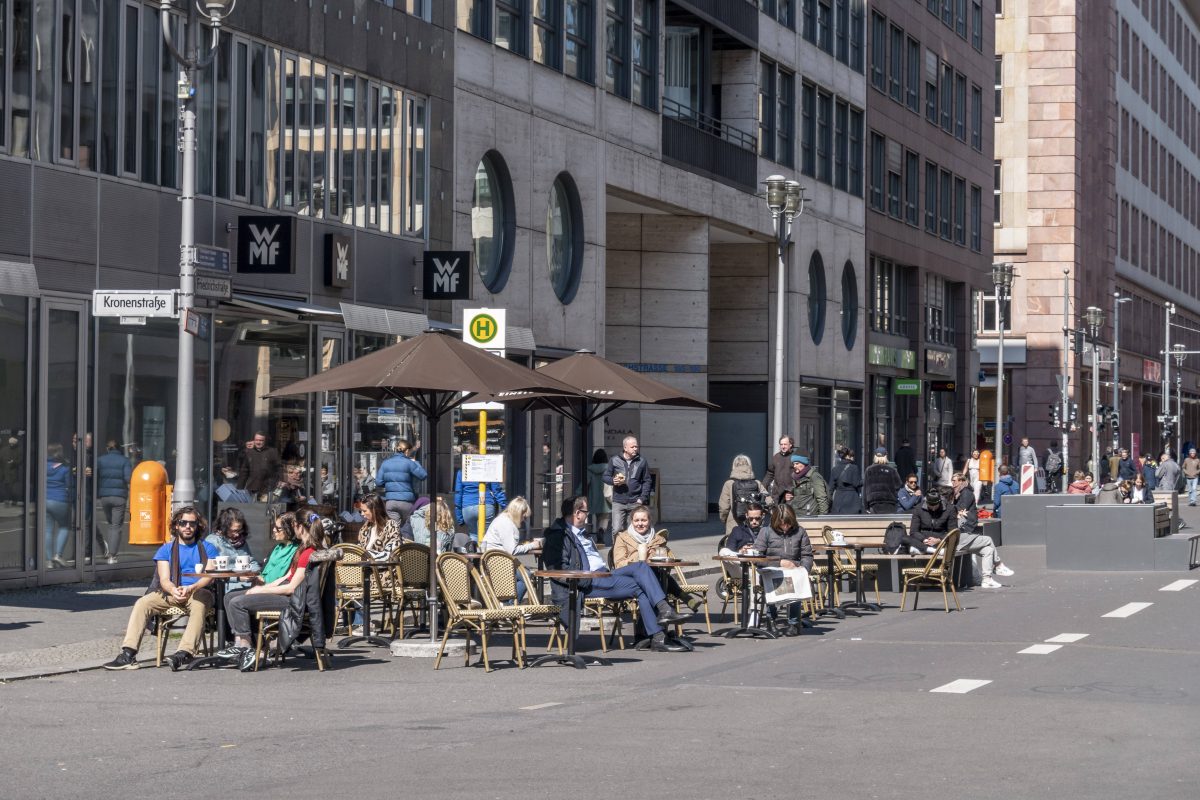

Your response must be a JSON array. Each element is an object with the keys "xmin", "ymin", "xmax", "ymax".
[
  {"xmin": 483, "ymin": 351, "xmax": 716, "ymax": 508},
  {"xmin": 267, "ymin": 330, "xmax": 583, "ymax": 642}
]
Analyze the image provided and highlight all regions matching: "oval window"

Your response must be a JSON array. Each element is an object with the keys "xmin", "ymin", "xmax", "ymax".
[
  {"xmin": 472, "ymin": 151, "xmax": 516, "ymax": 293},
  {"xmin": 841, "ymin": 261, "xmax": 858, "ymax": 350},
  {"xmin": 547, "ymin": 173, "xmax": 584, "ymax": 303},
  {"xmin": 808, "ymin": 252, "xmax": 827, "ymax": 345}
]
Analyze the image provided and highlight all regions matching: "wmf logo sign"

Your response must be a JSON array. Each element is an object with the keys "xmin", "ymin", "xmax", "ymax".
[
  {"xmin": 237, "ymin": 216, "xmax": 294, "ymax": 274},
  {"xmin": 325, "ymin": 233, "xmax": 352, "ymax": 289},
  {"xmin": 423, "ymin": 251, "xmax": 471, "ymax": 300}
]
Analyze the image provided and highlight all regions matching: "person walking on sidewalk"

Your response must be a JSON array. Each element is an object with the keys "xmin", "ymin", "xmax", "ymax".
[
  {"xmin": 1157, "ymin": 451, "xmax": 1182, "ymax": 495},
  {"xmin": 604, "ymin": 436, "xmax": 652, "ymax": 536},
  {"xmin": 1018, "ymin": 438, "xmax": 1039, "ymax": 493},
  {"xmin": 95, "ymin": 440, "xmax": 133, "ymax": 564},
  {"xmin": 1183, "ymin": 448, "xmax": 1200, "ymax": 506},
  {"xmin": 103, "ymin": 507, "xmax": 218, "ymax": 671}
]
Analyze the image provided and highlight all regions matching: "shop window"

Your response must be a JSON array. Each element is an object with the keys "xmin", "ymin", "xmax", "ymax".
[
  {"xmin": 473, "ymin": 151, "xmax": 517, "ymax": 293},
  {"xmin": 0, "ymin": 295, "xmax": 29, "ymax": 572}
]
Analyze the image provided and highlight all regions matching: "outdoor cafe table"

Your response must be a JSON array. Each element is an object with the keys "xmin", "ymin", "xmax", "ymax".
[
  {"xmin": 181, "ymin": 569, "xmax": 259, "ymax": 670},
  {"xmin": 712, "ymin": 555, "xmax": 778, "ymax": 639},
  {"xmin": 633, "ymin": 559, "xmax": 700, "ymax": 651},
  {"xmin": 826, "ymin": 539, "xmax": 884, "ymax": 613},
  {"xmin": 338, "ymin": 559, "xmax": 405, "ymax": 649},
  {"xmin": 529, "ymin": 569, "xmax": 611, "ymax": 669}
]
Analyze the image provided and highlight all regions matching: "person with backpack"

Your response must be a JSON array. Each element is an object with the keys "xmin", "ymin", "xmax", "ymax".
[
  {"xmin": 718, "ymin": 454, "xmax": 770, "ymax": 534},
  {"xmin": 103, "ymin": 506, "xmax": 218, "ymax": 672},
  {"xmin": 862, "ymin": 449, "xmax": 903, "ymax": 513},
  {"xmin": 1043, "ymin": 442, "xmax": 1063, "ymax": 494}
]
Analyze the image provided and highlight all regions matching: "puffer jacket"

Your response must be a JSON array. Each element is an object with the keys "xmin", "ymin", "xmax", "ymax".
[
  {"xmin": 96, "ymin": 449, "xmax": 133, "ymax": 498},
  {"xmin": 991, "ymin": 474, "xmax": 1019, "ymax": 517},
  {"xmin": 751, "ymin": 525, "xmax": 814, "ymax": 571},
  {"xmin": 376, "ymin": 453, "xmax": 427, "ymax": 502}
]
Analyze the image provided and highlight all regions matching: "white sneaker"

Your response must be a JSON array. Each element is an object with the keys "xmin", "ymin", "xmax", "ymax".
[
  {"xmin": 909, "ymin": 546, "xmax": 923, "ymax": 555},
  {"xmin": 980, "ymin": 576, "xmax": 1003, "ymax": 589},
  {"xmin": 994, "ymin": 563, "xmax": 1014, "ymax": 577}
]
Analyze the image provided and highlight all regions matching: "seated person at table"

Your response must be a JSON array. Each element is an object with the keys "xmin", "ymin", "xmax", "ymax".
[
  {"xmin": 103, "ymin": 507, "xmax": 218, "ymax": 672},
  {"xmin": 356, "ymin": 494, "xmax": 403, "ymax": 558},
  {"xmin": 483, "ymin": 496, "xmax": 542, "ymax": 600},
  {"xmin": 220, "ymin": 512, "xmax": 327, "ymax": 671},
  {"xmin": 723, "ymin": 502, "xmax": 768, "ymax": 553},
  {"xmin": 951, "ymin": 473, "xmax": 1013, "ymax": 588},
  {"xmin": 613, "ymin": 506, "xmax": 703, "ymax": 613},
  {"xmin": 543, "ymin": 495, "xmax": 692, "ymax": 653},
  {"xmin": 753, "ymin": 505, "xmax": 814, "ymax": 637},
  {"xmin": 205, "ymin": 507, "xmax": 260, "ymax": 592},
  {"xmin": 906, "ymin": 491, "xmax": 953, "ymax": 554}
]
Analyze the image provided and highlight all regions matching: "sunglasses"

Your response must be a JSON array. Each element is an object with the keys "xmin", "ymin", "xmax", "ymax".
[{"xmin": 177, "ymin": 519, "xmax": 198, "ymax": 528}]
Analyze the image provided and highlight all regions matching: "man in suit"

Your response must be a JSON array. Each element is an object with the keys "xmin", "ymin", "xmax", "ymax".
[{"xmin": 543, "ymin": 496, "xmax": 691, "ymax": 652}]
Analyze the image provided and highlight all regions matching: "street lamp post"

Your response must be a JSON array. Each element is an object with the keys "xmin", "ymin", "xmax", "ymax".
[
  {"xmin": 764, "ymin": 176, "xmax": 806, "ymax": 450},
  {"xmin": 991, "ymin": 262, "xmax": 1015, "ymax": 475},
  {"xmin": 1162, "ymin": 303, "xmax": 1177, "ymax": 451},
  {"xmin": 1173, "ymin": 344, "xmax": 1186, "ymax": 461},
  {"xmin": 160, "ymin": 0, "xmax": 237, "ymax": 509},
  {"xmin": 1112, "ymin": 293, "xmax": 1131, "ymax": 454},
  {"xmin": 1085, "ymin": 306, "xmax": 1105, "ymax": 480}
]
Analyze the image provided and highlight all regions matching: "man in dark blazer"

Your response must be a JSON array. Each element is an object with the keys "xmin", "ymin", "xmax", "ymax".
[{"xmin": 543, "ymin": 496, "xmax": 691, "ymax": 652}]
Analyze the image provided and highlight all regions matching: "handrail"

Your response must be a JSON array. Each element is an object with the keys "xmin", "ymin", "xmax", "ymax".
[{"xmin": 662, "ymin": 97, "xmax": 758, "ymax": 152}]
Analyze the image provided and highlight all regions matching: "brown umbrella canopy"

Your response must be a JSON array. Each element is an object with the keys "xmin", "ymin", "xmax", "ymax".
[{"xmin": 535, "ymin": 351, "xmax": 715, "ymax": 424}]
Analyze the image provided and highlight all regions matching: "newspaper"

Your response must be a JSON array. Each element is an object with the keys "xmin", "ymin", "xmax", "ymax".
[{"xmin": 759, "ymin": 566, "xmax": 812, "ymax": 604}]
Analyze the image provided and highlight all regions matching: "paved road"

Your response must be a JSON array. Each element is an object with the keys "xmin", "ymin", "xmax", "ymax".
[{"xmin": 2, "ymin": 545, "xmax": 1197, "ymax": 799}]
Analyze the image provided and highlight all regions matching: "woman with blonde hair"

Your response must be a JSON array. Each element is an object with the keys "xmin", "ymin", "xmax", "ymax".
[
  {"xmin": 482, "ymin": 496, "xmax": 543, "ymax": 555},
  {"xmin": 613, "ymin": 505, "xmax": 703, "ymax": 612}
]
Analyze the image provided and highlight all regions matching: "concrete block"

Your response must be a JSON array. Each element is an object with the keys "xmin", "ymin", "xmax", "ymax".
[
  {"xmin": 391, "ymin": 638, "xmax": 470, "ymax": 659},
  {"xmin": 1045, "ymin": 505, "xmax": 1160, "ymax": 570},
  {"xmin": 1001, "ymin": 493, "xmax": 1088, "ymax": 545}
]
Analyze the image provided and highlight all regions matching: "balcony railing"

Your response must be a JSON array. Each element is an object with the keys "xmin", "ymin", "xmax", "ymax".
[
  {"xmin": 661, "ymin": 99, "xmax": 758, "ymax": 191},
  {"xmin": 670, "ymin": 0, "xmax": 759, "ymax": 46}
]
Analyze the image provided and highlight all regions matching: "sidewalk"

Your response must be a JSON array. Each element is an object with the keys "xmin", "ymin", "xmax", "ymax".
[{"xmin": 0, "ymin": 517, "xmax": 728, "ymax": 682}]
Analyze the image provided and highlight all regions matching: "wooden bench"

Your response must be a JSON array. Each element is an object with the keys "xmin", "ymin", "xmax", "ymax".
[{"xmin": 797, "ymin": 516, "xmax": 969, "ymax": 591}]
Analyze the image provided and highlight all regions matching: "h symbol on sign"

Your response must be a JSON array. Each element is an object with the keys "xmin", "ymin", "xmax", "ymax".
[{"xmin": 474, "ymin": 318, "xmax": 493, "ymax": 339}]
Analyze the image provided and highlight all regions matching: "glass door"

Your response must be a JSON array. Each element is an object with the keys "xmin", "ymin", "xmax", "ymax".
[
  {"xmin": 315, "ymin": 327, "xmax": 345, "ymax": 509},
  {"xmin": 39, "ymin": 300, "xmax": 88, "ymax": 583}
]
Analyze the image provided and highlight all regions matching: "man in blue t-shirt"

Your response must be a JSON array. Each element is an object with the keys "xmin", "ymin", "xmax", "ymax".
[{"xmin": 104, "ymin": 507, "xmax": 218, "ymax": 672}]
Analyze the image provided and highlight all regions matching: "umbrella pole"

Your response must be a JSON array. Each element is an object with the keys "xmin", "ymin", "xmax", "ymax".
[{"xmin": 427, "ymin": 410, "xmax": 441, "ymax": 640}]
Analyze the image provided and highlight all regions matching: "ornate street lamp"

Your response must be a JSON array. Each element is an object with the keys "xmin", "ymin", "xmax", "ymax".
[
  {"xmin": 991, "ymin": 262, "xmax": 1015, "ymax": 474},
  {"xmin": 764, "ymin": 176, "xmax": 806, "ymax": 450}
]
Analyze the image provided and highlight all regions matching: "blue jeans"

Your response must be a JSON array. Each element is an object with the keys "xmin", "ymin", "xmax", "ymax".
[
  {"xmin": 461, "ymin": 504, "xmax": 494, "ymax": 537},
  {"xmin": 583, "ymin": 562, "xmax": 667, "ymax": 636},
  {"xmin": 1188, "ymin": 477, "xmax": 1198, "ymax": 505},
  {"xmin": 45, "ymin": 499, "xmax": 71, "ymax": 560}
]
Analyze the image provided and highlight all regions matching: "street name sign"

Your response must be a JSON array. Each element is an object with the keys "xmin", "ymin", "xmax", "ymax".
[{"xmin": 93, "ymin": 290, "xmax": 178, "ymax": 318}]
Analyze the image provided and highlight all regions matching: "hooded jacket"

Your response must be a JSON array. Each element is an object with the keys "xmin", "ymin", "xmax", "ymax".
[
  {"xmin": 718, "ymin": 456, "xmax": 770, "ymax": 534},
  {"xmin": 786, "ymin": 465, "xmax": 830, "ymax": 516},
  {"xmin": 991, "ymin": 474, "xmax": 1019, "ymax": 517},
  {"xmin": 863, "ymin": 462, "xmax": 903, "ymax": 506},
  {"xmin": 909, "ymin": 502, "xmax": 954, "ymax": 539}
]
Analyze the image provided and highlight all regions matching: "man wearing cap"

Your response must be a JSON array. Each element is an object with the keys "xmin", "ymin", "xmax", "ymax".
[
  {"xmin": 783, "ymin": 454, "xmax": 829, "ymax": 517},
  {"xmin": 906, "ymin": 490, "xmax": 952, "ymax": 554},
  {"xmin": 862, "ymin": 448, "xmax": 902, "ymax": 514}
]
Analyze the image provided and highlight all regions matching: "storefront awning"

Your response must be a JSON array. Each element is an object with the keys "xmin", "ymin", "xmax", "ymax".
[
  {"xmin": 0, "ymin": 260, "xmax": 40, "ymax": 296},
  {"xmin": 227, "ymin": 293, "xmax": 344, "ymax": 321},
  {"xmin": 339, "ymin": 302, "xmax": 428, "ymax": 338}
]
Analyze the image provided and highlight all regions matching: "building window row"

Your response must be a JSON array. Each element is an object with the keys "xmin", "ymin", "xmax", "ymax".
[
  {"xmin": 757, "ymin": 0, "xmax": 796, "ymax": 30},
  {"xmin": 870, "ymin": 133, "xmax": 983, "ymax": 254},
  {"xmin": 800, "ymin": 81, "xmax": 863, "ymax": 197},
  {"xmin": 805, "ymin": 0, "xmax": 864, "ymax": 74},
  {"xmin": 1119, "ymin": 196, "xmax": 1199, "ymax": 300},
  {"xmin": 1120, "ymin": 104, "xmax": 1200, "ymax": 231},
  {"xmin": 1129, "ymin": 0, "xmax": 1200, "ymax": 90},
  {"xmin": 460, "ymin": 1, "xmax": 596, "ymax": 85},
  {"xmin": 868, "ymin": 256, "xmax": 910, "ymax": 336},
  {"xmin": 924, "ymin": 273, "xmax": 958, "ymax": 346},
  {"xmin": 0, "ymin": 1, "xmax": 428, "ymax": 236},
  {"xmin": 759, "ymin": 60, "xmax": 795, "ymax": 167},
  {"xmin": 1120, "ymin": 14, "xmax": 1200, "ymax": 164},
  {"xmin": 924, "ymin": 0, "xmax": 984, "ymax": 53}
]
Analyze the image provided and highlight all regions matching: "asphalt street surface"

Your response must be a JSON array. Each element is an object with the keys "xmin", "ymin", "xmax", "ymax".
[{"xmin": 2, "ymin": 545, "xmax": 1198, "ymax": 799}]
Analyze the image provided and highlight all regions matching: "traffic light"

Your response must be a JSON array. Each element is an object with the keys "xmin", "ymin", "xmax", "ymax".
[
  {"xmin": 1110, "ymin": 409, "xmax": 1120, "ymax": 432},
  {"xmin": 1049, "ymin": 404, "xmax": 1060, "ymax": 428},
  {"xmin": 1069, "ymin": 402, "xmax": 1079, "ymax": 423},
  {"xmin": 1095, "ymin": 405, "xmax": 1107, "ymax": 430}
]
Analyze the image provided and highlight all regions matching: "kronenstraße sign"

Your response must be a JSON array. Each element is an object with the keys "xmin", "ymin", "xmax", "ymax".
[{"xmin": 92, "ymin": 290, "xmax": 178, "ymax": 317}]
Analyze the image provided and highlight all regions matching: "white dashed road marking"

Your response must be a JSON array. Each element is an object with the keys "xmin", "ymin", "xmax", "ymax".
[
  {"xmin": 1159, "ymin": 579, "xmax": 1198, "ymax": 592},
  {"xmin": 1103, "ymin": 602, "xmax": 1153, "ymax": 618},
  {"xmin": 520, "ymin": 702, "xmax": 563, "ymax": 711},
  {"xmin": 1045, "ymin": 633, "xmax": 1089, "ymax": 643},
  {"xmin": 931, "ymin": 679, "xmax": 992, "ymax": 694},
  {"xmin": 1019, "ymin": 644, "xmax": 1063, "ymax": 655}
]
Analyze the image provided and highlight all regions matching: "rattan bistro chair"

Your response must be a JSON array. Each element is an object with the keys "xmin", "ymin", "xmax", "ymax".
[
  {"xmin": 434, "ymin": 553, "xmax": 525, "ymax": 672},
  {"xmin": 253, "ymin": 560, "xmax": 335, "ymax": 672},
  {"xmin": 900, "ymin": 528, "xmax": 962, "ymax": 612},
  {"xmin": 820, "ymin": 526, "xmax": 881, "ymax": 605},
  {"xmin": 583, "ymin": 548, "xmax": 638, "ymax": 651},
  {"xmin": 715, "ymin": 534, "xmax": 745, "ymax": 621},
  {"xmin": 152, "ymin": 606, "xmax": 215, "ymax": 667},
  {"xmin": 479, "ymin": 550, "xmax": 564, "ymax": 654},
  {"xmin": 391, "ymin": 542, "xmax": 431, "ymax": 637},
  {"xmin": 333, "ymin": 543, "xmax": 368, "ymax": 634},
  {"xmin": 664, "ymin": 547, "xmax": 712, "ymax": 634}
]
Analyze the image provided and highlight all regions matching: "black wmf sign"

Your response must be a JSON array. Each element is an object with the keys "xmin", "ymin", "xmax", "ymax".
[
  {"xmin": 237, "ymin": 216, "xmax": 294, "ymax": 274},
  {"xmin": 422, "ymin": 251, "xmax": 471, "ymax": 299},
  {"xmin": 325, "ymin": 233, "xmax": 352, "ymax": 289}
]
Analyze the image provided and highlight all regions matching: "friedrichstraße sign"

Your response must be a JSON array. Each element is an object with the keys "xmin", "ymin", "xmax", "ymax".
[{"xmin": 92, "ymin": 290, "xmax": 178, "ymax": 318}]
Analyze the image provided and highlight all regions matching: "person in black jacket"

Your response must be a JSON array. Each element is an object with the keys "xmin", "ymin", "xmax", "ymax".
[
  {"xmin": 603, "ymin": 436, "xmax": 652, "ymax": 536},
  {"xmin": 830, "ymin": 448, "xmax": 863, "ymax": 514},
  {"xmin": 905, "ymin": 492, "xmax": 953, "ymax": 554},
  {"xmin": 894, "ymin": 440, "xmax": 917, "ymax": 485},
  {"xmin": 863, "ymin": 449, "xmax": 902, "ymax": 513}
]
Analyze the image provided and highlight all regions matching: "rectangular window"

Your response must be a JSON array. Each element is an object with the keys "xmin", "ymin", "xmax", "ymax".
[
  {"xmin": 406, "ymin": 95, "xmax": 427, "ymax": 235},
  {"xmin": 849, "ymin": 0, "xmax": 864, "ymax": 72},
  {"xmin": 941, "ymin": 0, "xmax": 952, "ymax": 28},
  {"xmin": 801, "ymin": 81, "xmax": 815, "ymax": 176},
  {"xmin": 926, "ymin": 75, "xmax": 937, "ymax": 124},
  {"xmin": 870, "ymin": 11, "xmax": 886, "ymax": 91},
  {"xmin": 817, "ymin": 0, "xmax": 832, "ymax": 51},
  {"xmin": 759, "ymin": 60, "xmax": 776, "ymax": 161},
  {"xmin": 533, "ymin": 0, "xmax": 561, "ymax": 69},
  {"xmin": 955, "ymin": 0, "xmax": 966, "ymax": 37},
  {"xmin": 904, "ymin": 150, "xmax": 919, "ymax": 226},
  {"xmin": 849, "ymin": 106, "xmax": 863, "ymax": 196},
  {"xmin": 266, "ymin": 49, "xmax": 281, "ymax": 210},
  {"xmin": 905, "ymin": 37, "xmax": 920, "ymax": 112},
  {"xmin": 281, "ymin": 56, "xmax": 296, "ymax": 207},
  {"xmin": 122, "ymin": 4, "xmax": 139, "ymax": 174},
  {"xmin": 970, "ymin": 83, "xmax": 982, "ymax": 150},
  {"xmin": 497, "ymin": 0, "xmax": 527, "ymax": 56},
  {"xmin": 605, "ymin": 0, "xmax": 626, "ymax": 96},
  {"xmin": 632, "ymin": 0, "xmax": 657, "ymax": 108},
  {"xmin": 888, "ymin": 168, "xmax": 902, "ymax": 218},
  {"xmin": 834, "ymin": 99, "xmax": 847, "ymax": 190},
  {"xmin": 868, "ymin": 130, "xmax": 884, "ymax": 210},
  {"xmin": 925, "ymin": 160, "xmax": 938, "ymax": 233},
  {"xmin": 954, "ymin": 176, "xmax": 966, "ymax": 244},
  {"xmin": 954, "ymin": 71, "xmax": 966, "ymax": 140},
  {"xmin": 993, "ymin": 160, "xmax": 1001, "ymax": 224},
  {"xmin": 140, "ymin": 7, "xmax": 160, "ymax": 184},
  {"xmin": 994, "ymin": 55, "xmax": 1002, "ymax": 119},
  {"xmin": 802, "ymin": 0, "xmax": 815, "ymax": 42},
  {"xmin": 100, "ymin": 0, "xmax": 121, "ymax": 173},
  {"xmin": 458, "ymin": 0, "xmax": 491, "ymax": 39},
  {"xmin": 939, "ymin": 168, "xmax": 952, "ymax": 239},
  {"xmin": 779, "ymin": 0, "xmax": 796, "ymax": 30},
  {"xmin": 940, "ymin": 62, "xmax": 953, "ymax": 131},
  {"xmin": 309, "ymin": 59, "xmax": 323, "ymax": 214},
  {"xmin": 971, "ymin": 0, "xmax": 983, "ymax": 50},
  {"xmin": 778, "ymin": 69, "xmax": 794, "ymax": 168},
  {"xmin": 565, "ymin": 0, "xmax": 592, "ymax": 82},
  {"xmin": 354, "ymin": 75, "xmax": 369, "ymax": 226},
  {"xmin": 888, "ymin": 25, "xmax": 903, "ymax": 102},
  {"xmin": 58, "ymin": 0, "xmax": 76, "ymax": 162},
  {"xmin": 250, "ymin": 43, "xmax": 266, "ymax": 207},
  {"xmin": 216, "ymin": 41, "xmax": 235, "ymax": 198},
  {"xmin": 817, "ymin": 89, "xmax": 832, "ymax": 183},
  {"xmin": 835, "ymin": 0, "xmax": 849, "ymax": 62}
]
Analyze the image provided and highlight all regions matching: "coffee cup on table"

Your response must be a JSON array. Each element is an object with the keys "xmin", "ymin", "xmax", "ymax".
[
  {"xmin": 234, "ymin": 555, "xmax": 251, "ymax": 572},
  {"xmin": 212, "ymin": 555, "xmax": 230, "ymax": 571}
]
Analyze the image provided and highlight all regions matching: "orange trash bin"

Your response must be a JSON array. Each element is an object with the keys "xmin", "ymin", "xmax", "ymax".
[
  {"xmin": 129, "ymin": 461, "xmax": 169, "ymax": 545},
  {"xmin": 979, "ymin": 450, "xmax": 995, "ymax": 484}
]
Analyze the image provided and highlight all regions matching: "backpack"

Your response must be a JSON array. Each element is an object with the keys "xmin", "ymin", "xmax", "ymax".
[
  {"xmin": 1045, "ymin": 450, "xmax": 1062, "ymax": 473},
  {"xmin": 731, "ymin": 479, "xmax": 763, "ymax": 522},
  {"xmin": 882, "ymin": 521, "xmax": 906, "ymax": 555}
]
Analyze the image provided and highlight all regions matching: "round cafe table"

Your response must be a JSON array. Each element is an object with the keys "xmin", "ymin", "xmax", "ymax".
[
  {"xmin": 338, "ymin": 559, "xmax": 406, "ymax": 649},
  {"xmin": 529, "ymin": 569, "xmax": 611, "ymax": 669},
  {"xmin": 181, "ymin": 569, "xmax": 259, "ymax": 670},
  {"xmin": 712, "ymin": 556, "xmax": 778, "ymax": 639}
]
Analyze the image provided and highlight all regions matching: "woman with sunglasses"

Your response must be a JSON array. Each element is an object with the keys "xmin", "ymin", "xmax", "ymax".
[
  {"xmin": 204, "ymin": 507, "xmax": 259, "ymax": 591},
  {"xmin": 221, "ymin": 511, "xmax": 325, "ymax": 670}
]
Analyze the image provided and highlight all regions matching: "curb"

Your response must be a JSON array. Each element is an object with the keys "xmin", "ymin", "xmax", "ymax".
[{"xmin": 0, "ymin": 655, "xmax": 157, "ymax": 683}]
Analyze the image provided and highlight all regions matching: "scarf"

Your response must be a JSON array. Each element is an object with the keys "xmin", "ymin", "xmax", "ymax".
[{"xmin": 630, "ymin": 528, "xmax": 655, "ymax": 546}]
